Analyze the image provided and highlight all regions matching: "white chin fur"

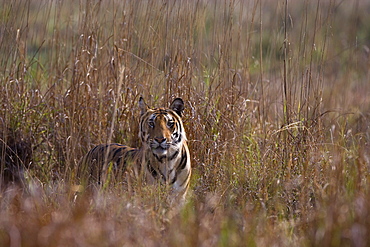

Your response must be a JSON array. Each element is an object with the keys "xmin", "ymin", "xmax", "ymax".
[{"xmin": 152, "ymin": 148, "xmax": 168, "ymax": 156}]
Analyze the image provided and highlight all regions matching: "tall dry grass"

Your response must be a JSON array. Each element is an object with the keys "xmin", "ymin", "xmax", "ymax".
[{"xmin": 0, "ymin": 0, "xmax": 370, "ymax": 246}]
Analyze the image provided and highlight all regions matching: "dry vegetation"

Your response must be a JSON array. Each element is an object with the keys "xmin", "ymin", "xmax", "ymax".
[{"xmin": 1, "ymin": 0, "xmax": 370, "ymax": 246}]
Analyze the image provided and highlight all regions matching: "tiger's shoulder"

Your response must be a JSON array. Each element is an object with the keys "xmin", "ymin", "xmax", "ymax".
[{"xmin": 79, "ymin": 143, "xmax": 140, "ymax": 184}]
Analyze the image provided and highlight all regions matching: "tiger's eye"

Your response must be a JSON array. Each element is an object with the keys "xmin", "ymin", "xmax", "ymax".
[
  {"xmin": 167, "ymin": 121, "xmax": 174, "ymax": 128},
  {"xmin": 148, "ymin": 120, "xmax": 155, "ymax": 128}
]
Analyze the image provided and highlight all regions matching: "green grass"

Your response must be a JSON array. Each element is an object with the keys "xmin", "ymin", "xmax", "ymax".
[{"xmin": 1, "ymin": 0, "xmax": 370, "ymax": 246}]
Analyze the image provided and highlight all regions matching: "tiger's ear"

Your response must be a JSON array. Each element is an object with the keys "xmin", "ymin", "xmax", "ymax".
[
  {"xmin": 139, "ymin": 97, "xmax": 149, "ymax": 116},
  {"xmin": 170, "ymin": 98, "xmax": 184, "ymax": 117}
]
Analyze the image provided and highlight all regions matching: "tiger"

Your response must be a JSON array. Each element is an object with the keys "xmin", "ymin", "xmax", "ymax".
[{"xmin": 78, "ymin": 97, "xmax": 191, "ymax": 200}]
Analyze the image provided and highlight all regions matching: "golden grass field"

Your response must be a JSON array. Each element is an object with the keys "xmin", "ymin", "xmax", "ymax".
[{"xmin": 1, "ymin": 0, "xmax": 370, "ymax": 246}]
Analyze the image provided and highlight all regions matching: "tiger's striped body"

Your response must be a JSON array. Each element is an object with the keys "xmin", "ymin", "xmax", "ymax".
[{"xmin": 79, "ymin": 97, "xmax": 191, "ymax": 199}]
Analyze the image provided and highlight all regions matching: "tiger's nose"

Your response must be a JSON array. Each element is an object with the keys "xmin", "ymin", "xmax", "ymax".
[{"xmin": 154, "ymin": 137, "xmax": 166, "ymax": 143}]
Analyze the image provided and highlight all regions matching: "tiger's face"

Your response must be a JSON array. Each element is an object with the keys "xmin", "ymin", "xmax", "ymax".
[{"xmin": 138, "ymin": 97, "xmax": 186, "ymax": 159}]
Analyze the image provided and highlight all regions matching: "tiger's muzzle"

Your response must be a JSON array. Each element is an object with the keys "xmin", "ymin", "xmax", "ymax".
[{"xmin": 150, "ymin": 138, "xmax": 173, "ymax": 155}]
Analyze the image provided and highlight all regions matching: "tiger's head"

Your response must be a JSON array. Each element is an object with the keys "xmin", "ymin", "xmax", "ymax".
[{"xmin": 138, "ymin": 97, "xmax": 186, "ymax": 159}]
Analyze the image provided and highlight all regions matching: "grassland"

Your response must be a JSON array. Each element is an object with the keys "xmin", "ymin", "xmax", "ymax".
[{"xmin": 1, "ymin": 0, "xmax": 370, "ymax": 246}]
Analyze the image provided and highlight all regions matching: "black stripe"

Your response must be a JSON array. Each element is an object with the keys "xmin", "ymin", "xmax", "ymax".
[
  {"xmin": 116, "ymin": 157, "xmax": 122, "ymax": 166},
  {"xmin": 147, "ymin": 163, "xmax": 158, "ymax": 178},
  {"xmin": 125, "ymin": 149, "xmax": 137, "ymax": 159},
  {"xmin": 140, "ymin": 118, "xmax": 145, "ymax": 142},
  {"xmin": 112, "ymin": 147, "xmax": 123, "ymax": 158},
  {"xmin": 174, "ymin": 133, "xmax": 182, "ymax": 144},
  {"xmin": 158, "ymin": 109, "xmax": 166, "ymax": 115},
  {"xmin": 154, "ymin": 153, "xmax": 165, "ymax": 163},
  {"xmin": 150, "ymin": 113, "xmax": 157, "ymax": 121},
  {"xmin": 168, "ymin": 167, "xmax": 174, "ymax": 176},
  {"xmin": 177, "ymin": 152, "xmax": 188, "ymax": 172},
  {"xmin": 170, "ymin": 175, "xmax": 176, "ymax": 185},
  {"xmin": 175, "ymin": 120, "xmax": 183, "ymax": 135},
  {"xmin": 168, "ymin": 150, "xmax": 179, "ymax": 161},
  {"xmin": 177, "ymin": 121, "xmax": 180, "ymax": 131},
  {"xmin": 90, "ymin": 145, "xmax": 100, "ymax": 154},
  {"xmin": 114, "ymin": 143, "xmax": 126, "ymax": 147},
  {"xmin": 178, "ymin": 171, "xmax": 191, "ymax": 188},
  {"xmin": 173, "ymin": 149, "xmax": 189, "ymax": 186}
]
